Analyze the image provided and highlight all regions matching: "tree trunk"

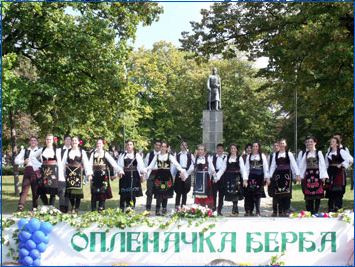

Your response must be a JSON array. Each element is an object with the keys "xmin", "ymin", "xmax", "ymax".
[{"xmin": 9, "ymin": 108, "xmax": 20, "ymax": 196}]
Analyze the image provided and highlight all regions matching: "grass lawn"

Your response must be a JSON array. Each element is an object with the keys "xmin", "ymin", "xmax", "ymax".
[{"xmin": 1, "ymin": 175, "xmax": 354, "ymax": 214}]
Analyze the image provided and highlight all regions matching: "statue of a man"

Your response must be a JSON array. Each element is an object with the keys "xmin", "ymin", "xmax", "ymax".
[{"xmin": 207, "ymin": 67, "xmax": 221, "ymax": 110}]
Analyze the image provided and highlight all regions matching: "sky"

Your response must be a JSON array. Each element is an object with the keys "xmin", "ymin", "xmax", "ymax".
[{"xmin": 134, "ymin": 2, "xmax": 268, "ymax": 69}]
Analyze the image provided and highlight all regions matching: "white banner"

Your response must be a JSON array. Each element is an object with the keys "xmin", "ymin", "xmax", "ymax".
[{"xmin": 2, "ymin": 218, "xmax": 354, "ymax": 266}]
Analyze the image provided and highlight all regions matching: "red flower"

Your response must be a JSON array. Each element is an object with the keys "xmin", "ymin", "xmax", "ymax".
[
  {"xmin": 167, "ymin": 180, "xmax": 172, "ymax": 187},
  {"xmin": 79, "ymin": 140, "xmax": 83, "ymax": 145},
  {"xmin": 207, "ymin": 210, "xmax": 213, "ymax": 217},
  {"xmin": 155, "ymin": 180, "xmax": 160, "ymax": 186},
  {"xmin": 191, "ymin": 208, "xmax": 195, "ymax": 214},
  {"xmin": 53, "ymin": 137, "xmax": 58, "ymax": 143}
]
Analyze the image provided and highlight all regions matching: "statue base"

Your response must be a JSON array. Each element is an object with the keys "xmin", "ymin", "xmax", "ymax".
[{"xmin": 202, "ymin": 110, "xmax": 223, "ymax": 153}]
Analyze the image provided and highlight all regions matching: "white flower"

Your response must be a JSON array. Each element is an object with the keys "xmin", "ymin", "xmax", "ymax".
[{"xmin": 212, "ymin": 211, "xmax": 218, "ymax": 217}]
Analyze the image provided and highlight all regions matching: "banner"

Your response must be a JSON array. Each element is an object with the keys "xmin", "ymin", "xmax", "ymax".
[{"xmin": 2, "ymin": 218, "xmax": 354, "ymax": 266}]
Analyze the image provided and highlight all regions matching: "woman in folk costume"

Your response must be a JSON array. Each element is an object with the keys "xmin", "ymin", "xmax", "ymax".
[
  {"xmin": 244, "ymin": 142, "xmax": 269, "ymax": 217},
  {"xmin": 89, "ymin": 138, "xmax": 124, "ymax": 212},
  {"xmin": 268, "ymin": 139, "xmax": 300, "ymax": 217},
  {"xmin": 218, "ymin": 144, "xmax": 246, "ymax": 216},
  {"xmin": 146, "ymin": 141, "xmax": 187, "ymax": 216},
  {"xmin": 62, "ymin": 136, "xmax": 93, "ymax": 213},
  {"xmin": 299, "ymin": 136, "xmax": 328, "ymax": 214},
  {"xmin": 117, "ymin": 140, "xmax": 146, "ymax": 211},
  {"xmin": 193, "ymin": 144, "xmax": 220, "ymax": 209},
  {"xmin": 324, "ymin": 137, "xmax": 351, "ymax": 212},
  {"xmin": 32, "ymin": 134, "xmax": 63, "ymax": 206},
  {"xmin": 173, "ymin": 141, "xmax": 195, "ymax": 209}
]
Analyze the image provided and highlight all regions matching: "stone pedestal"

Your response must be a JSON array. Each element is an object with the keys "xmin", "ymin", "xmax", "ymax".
[{"xmin": 202, "ymin": 110, "xmax": 223, "ymax": 153}]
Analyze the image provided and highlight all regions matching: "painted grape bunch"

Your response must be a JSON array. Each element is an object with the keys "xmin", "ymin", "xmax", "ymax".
[{"xmin": 17, "ymin": 218, "xmax": 53, "ymax": 266}]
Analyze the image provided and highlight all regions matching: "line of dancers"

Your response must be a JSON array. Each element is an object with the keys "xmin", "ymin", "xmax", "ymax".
[{"xmin": 15, "ymin": 133, "xmax": 353, "ymax": 216}]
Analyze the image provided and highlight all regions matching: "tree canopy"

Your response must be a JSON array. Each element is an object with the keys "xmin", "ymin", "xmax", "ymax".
[
  {"xmin": 181, "ymin": 2, "xmax": 354, "ymax": 150},
  {"xmin": 2, "ymin": 2, "xmax": 352, "ymax": 153}
]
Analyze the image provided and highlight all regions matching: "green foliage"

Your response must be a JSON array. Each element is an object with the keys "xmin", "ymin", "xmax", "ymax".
[
  {"xmin": 2, "ymin": 2, "xmax": 163, "ymax": 146},
  {"xmin": 181, "ymin": 2, "xmax": 353, "ymax": 151},
  {"xmin": 128, "ymin": 42, "xmax": 277, "ymax": 151}
]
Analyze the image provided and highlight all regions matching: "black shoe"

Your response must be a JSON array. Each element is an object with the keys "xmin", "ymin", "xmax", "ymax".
[
  {"xmin": 244, "ymin": 212, "xmax": 250, "ymax": 217},
  {"xmin": 146, "ymin": 205, "xmax": 151, "ymax": 211},
  {"xmin": 212, "ymin": 207, "xmax": 217, "ymax": 212},
  {"xmin": 162, "ymin": 208, "xmax": 167, "ymax": 215},
  {"xmin": 217, "ymin": 210, "xmax": 223, "ymax": 216},
  {"xmin": 255, "ymin": 212, "xmax": 261, "ymax": 217}
]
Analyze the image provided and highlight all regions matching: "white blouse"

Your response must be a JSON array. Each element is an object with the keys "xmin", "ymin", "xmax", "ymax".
[
  {"xmin": 195, "ymin": 155, "xmax": 216, "ymax": 176},
  {"xmin": 218, "ymin": 155, "xmax": 247, "ymax": 181},
  {"xmin": 172, "ymin": 151, "xmax": 195, "ymax": 176},
  {"xmin": 146, "ymin": 152, "xmax": 187, "ymax": 178},
  {"xmin": 62, "ymin": 148, "xmax": 93, "ymax": 176},
  {"xmin": 245, "ymin": 153, "xmax": 269, "ymax": 180},
  {"xmin": 325, "ymin": 149, "xmax": 351, "ymax": 169},
  {"xmin": 118, "ymin": 152, "xmax": 146, "ymax": 174},
  {"xmin": 89, "ymin": 149, "xmax": 124, "ymax": 174},
  {"xmin": 299, "ymin": 150, "xmax": 328, "ymax": 179},
  {"xmin": 33, "ymin": 147, "xmax": 65, "ymax": 181},
  {"xmin": 15, "ymin": 147, "xmax": 42, "ymax": 171},
  {"xmin": 269, "ymin": 151, "xmax": 300, "ymax": 178}
]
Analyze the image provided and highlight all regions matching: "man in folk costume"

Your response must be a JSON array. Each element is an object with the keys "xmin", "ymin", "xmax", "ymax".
[
  {"xmin": 173, "ymin": 141, "xmax": 195, "ymax": 209},
  {"xmin": 325, "ymin": 137, "xmax": 352, "ymax": 212},
  {"xmin": 15, "ymin": 136, "xmax": 42, "ymax": 211},
  {"xmin": 299, "ymin": 136, "xmax": 328, "ymax": 214},
  {"xmin": 144, "ymin": 140, "xmax": 161, "ymax": 211},
  {"xmin": 117, "ymin": 140, "xmax": 146, "ymax": 211},
  {"xmin": 57, "ymin": 135, "xmax": 72, "ymax": 213},
  {"xmin": 193, "ymin": 144, "xmax": 219, "ymax": 209},
  {"xmin": 210, "ymin": 144, "xmax": 226, "ymax": 214},
  {"xmin": 89, "ymin": 138, "xmax": 124, "ymax": 212},
  {"xmin": 145, "ymin": 141, "xmax": 187, "ymax": 216},
  {"xmin": 268, "ymin": 139, "xmax": 300, "ymax": 217}
]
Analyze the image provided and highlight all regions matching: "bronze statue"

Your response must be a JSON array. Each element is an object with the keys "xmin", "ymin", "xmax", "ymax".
[{"xmin": 207, "ymin": 67, "xmax": 221, "ymax": 110}]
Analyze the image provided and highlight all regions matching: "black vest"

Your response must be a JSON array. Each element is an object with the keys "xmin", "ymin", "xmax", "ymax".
[
  {"xmin": 67, "ymin": 148, "xmax": 83, "ymax": 164},
  {"xmin": 148, "ymin": 151, "xmax": 156, "ymax": 165},
  {"xmin": 176, "ymin": 152, "xmax": 192, "ymax": 170},
  {"xmin": 213, "ymin": 154, "xmax": 226, "ymax": 171},
  {"xmin": 24, "ymin": 149, "xmax": 31, "ymax": 160}
]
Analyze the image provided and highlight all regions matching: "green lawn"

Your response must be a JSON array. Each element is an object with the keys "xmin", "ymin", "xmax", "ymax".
[
  {"xmin": 1, "ymin": 175, "xmax": 354, "ymax": 214},
  {"xmin": 1, "ymin": 175, "xmax": 125, "ymax": 214}
]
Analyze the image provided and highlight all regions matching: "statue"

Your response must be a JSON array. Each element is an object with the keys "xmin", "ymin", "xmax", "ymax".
[{"xmin": 207, "ymin": 67, "xmax": 221, "ymax": 111}]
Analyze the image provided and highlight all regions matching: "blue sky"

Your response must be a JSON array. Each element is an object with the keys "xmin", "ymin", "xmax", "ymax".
[
  {"xmin": 134, "ymin": 2, "xmax": 211, "ymax": 49},
  {"xmin": 65, "ymin": 3, "xmax": 268, "ymax": 68},
  {"xmin": 134, "ymin": 2, "xmax": 268, "ymax": 68}
]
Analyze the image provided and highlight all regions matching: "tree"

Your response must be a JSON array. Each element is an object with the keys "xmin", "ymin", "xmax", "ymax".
[
  {"xmin": 180, "ymin": 2, "xmax": 353, "ymax": 151},
  {"xmin": 127, "ymin": 42, "xmax": 278, "ymax": 151},
  {"xmin": 2, "ymin": 2, "xmax": 162, "ymax": 144},
  {"xmin": 2, "ymin": 2, "xmax": 162, "ymax": 192}
]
